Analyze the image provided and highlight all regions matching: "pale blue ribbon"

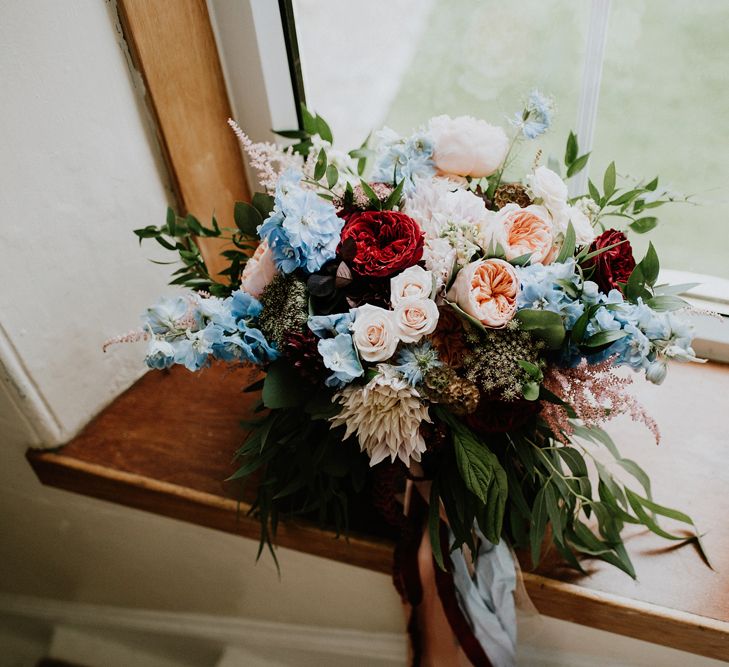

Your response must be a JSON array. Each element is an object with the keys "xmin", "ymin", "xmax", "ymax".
[{"xmin": 449, "ymin": 526, "xmax": 518, "ymax": 667}]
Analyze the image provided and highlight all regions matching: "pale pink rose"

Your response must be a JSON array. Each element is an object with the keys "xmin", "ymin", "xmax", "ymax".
[
  {"xmin": 393, "ymin": 297, "xmax": 440, "ymax": 343},
  {"xmin": 490, "ymin": 203, "xmax": 555, "ymax": 265},
  {"xmin": 240, "ymin": 241, "xmax": 277, "ymax": 298},
  {"xmin": 390, "ymin": 265, "xmax": 434, "ymax": 306},
  {"xmin": 428, "ymin": 115, "xmax": 509, "ymax": 178},
  {"xmin": 446, "ymin": 259, "xmax": 519, "ymax": 328},
  {"xmin": 351, "ymin": 304, "xmax": 399, "ymax": 362}
]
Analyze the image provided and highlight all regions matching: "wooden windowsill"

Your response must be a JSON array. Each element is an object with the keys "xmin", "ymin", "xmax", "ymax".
[{"xmin": 27, "ymin": 361, "xmax": 729, "ymax": 661}]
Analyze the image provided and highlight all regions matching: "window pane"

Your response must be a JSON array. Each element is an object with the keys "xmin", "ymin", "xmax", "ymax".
[
  {"xmin": 591, "ymin": 0, "xmax": 729, "ymax": 279},
  {"xmin": 293, "ymin": 0, "xmax": 588, "ymax": 175}
]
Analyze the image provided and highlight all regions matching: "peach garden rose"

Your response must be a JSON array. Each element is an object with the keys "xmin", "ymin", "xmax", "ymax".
[
  {"xmin": 489, "ymin": 203, "xmax": 555, "ymax": 265},
  {"xmin": 446, "ymin": 258, "xmax": 519, "ymax": 328}
]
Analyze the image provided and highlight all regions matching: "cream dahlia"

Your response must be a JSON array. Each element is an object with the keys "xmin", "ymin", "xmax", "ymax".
[{"xmin": 330, "ymin": 365, "xmax": 430, "ymax": 467}]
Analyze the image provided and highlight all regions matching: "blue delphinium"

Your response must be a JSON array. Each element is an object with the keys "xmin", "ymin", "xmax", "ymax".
[
  {"xmin": 371, "ymin": 127, "xmax": 436, "ymax": 191},
  {"xmin": 395, "ymin": 342, "xmax": 442, "ymax": 386},
  {"xmin": 317, "ymin": 333, "xmax": 363, "ymax": 388},
  {"xmin": 258, "ymin": 169, "xmax": 344, "ymax": 274},
  {"xmin": 212, "ymin": 326, "xmax": 278, "ymax": 365},
  {"xmin": 578, "ymin": 290, "xmax": 700, "ymax": 382},
  {"xmin": 197, "ymin": 296, "xmax": 237, "ymax": 331},
  {"xmin": 142, "ymin": 289, "xmax": 278, "ymax": 371},
  {"xmin": 229, "ymin": 290, "xmax": 263, "ymax": 321},
  {"xmin": 144, "ymin": 339, "xmax": 176, "ymax": 370},
  {"xmin": 172, "ymin": 323, "xmax": 224, "ymax": 371},
  {"xmin": 512, "ymin": 90, "xmax": 554, "ymax": 140},
  {"xmin": 143, "ymin": 296, "xmax": 194, "ymax": 334},
  {"xmin": 307, "ymin": 311, "xmax": 355, "ymax": 338}
]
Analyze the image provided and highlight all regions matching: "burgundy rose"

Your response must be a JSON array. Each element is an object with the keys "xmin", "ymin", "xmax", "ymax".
[
  {"xmin": 584, "ymin": 229, "xmax": 635, "ymax": 293},
  {"xmin": 339, "ymin": 210, "xmax": 424, "ymax": 278}
]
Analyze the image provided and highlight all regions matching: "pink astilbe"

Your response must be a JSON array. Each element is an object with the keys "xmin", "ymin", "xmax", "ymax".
[
  {"xmin": 541, "ymin": 358, "xmax": 660, "ymax": 444},
  {"xmin": 102, "ymin": 329, "xmax": 148, "ymax": 353},
  {"xmin": 228, "ymin": 119, "xmax": 302, "ymax": 192}
]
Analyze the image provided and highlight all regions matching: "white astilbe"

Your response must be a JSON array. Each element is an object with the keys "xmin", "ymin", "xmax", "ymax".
[
  {"xmin": 228, "ymin": 119, "xmax": 303, "ymax": 192},
  {"xmin": 330, "ymin": 365, "xmax": 431, "ymax": 467}
]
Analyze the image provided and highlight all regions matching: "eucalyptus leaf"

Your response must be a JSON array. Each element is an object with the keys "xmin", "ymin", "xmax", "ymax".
[
  {"xmin": 566, "ymin": 153, "xmax": 590, "ymax": 178},
  {"xmin": 314, "ymin": 149, "xmax": 327, "ymax": 181},
  {"xmin": 646, "ymin": 295, "xmax": 689, "ymax": 312},
  {"xmin": 565, "ymin": 131, "xmax": 578, "ymax": 165},
  {"xmin": 326, "ymin": 164, "xmax": 339, "ymax": 189},
  {"xmin": 582, "ymin": 329, "xmax": 629, "ymax": 348},
  {"xmin": 603, "ymin": 161, "xmax": 616, "ymax": 199},
  {"xmin": 555, "ymin": 222, "xmax": 576, "ymax": 263}
]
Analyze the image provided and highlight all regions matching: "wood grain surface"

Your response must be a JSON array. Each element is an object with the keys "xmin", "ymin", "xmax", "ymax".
[
  {"xmin": 27, "ymin": 361, "xmax": 729, "ymax": 660},
  {"xmin": 117, "ymin": 0, "xmax": 249, "ymax": 276}
]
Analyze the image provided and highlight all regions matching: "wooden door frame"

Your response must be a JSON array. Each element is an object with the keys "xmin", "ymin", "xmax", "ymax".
[{"xmin": 117, "ymin": 0, "xmax": 250, "ymax": 276}]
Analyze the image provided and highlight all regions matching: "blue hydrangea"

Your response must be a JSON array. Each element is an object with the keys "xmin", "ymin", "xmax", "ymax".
[
  {"xmin": 258, "ymin": 169, "xmax": 344, "ymax": 274},
  {"xmin": 395, "ymin": 342, "xmax": 442, "ymax": 386},
  {"xmin": 317, "ymin": 333, "xmax": 363, "ymax": 388},
  {"xmin": 371, "ymin": 128, "xmax": 436, "ymax": 191},
  {"xmin": 307, "ymin": 311, "xmax": 355, "ymax": 338},
  {"xmin": 517, "ymin": 260, "xmax": 584, "ymax": 328}
]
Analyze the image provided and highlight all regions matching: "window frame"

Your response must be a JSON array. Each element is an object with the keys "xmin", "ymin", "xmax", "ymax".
[{"xmin": 209, "ymin": 0, "xmax": 728, "ymax": 361}]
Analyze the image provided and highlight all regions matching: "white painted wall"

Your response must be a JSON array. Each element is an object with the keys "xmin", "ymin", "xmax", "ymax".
[{"xmin": 0, "ymin": 0, "xmax": 175, "ymax": 445}]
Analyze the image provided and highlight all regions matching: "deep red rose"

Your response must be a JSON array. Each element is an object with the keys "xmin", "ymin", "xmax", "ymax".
[
  {"xmin": 584, "ymin": 229, "xmax": 636, "ymax": 293},
  {"xmin": 339, "ymin": 210, "xmax": 424, "ymax": 278}
]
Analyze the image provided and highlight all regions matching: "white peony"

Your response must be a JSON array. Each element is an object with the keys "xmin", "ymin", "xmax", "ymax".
[
  {"xmin": 351, "ymin": 304, "xmax": 399, "ymax": 362},
  {"xmin": 393, "ymin": 297, "xmax": 440, "ymax": 343},
  {"xmin": 422, "ymin": 237, "xmax": 457, "ymax": 294},
  {"xmin": 429, "ymin": 115, "xmax": 509, "ymax": 178},
  {"xmin": 390, "ymin": 265, "xmax": 434, "ymax": 306},
  {"xmin": 404, "ymin": 177, "xmax": 489, "ymax": 239}
]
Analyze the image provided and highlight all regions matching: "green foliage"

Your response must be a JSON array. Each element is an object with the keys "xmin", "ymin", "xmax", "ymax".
[
  {"xmin": 514, "ymin": 309, "xmax": 566, "ymax": 349},
  {"xmin": 575, "ymin": 152, "xmax": 690, "ymax": 238},
  {"xmin": 133, "ymin": 206, "xmax": 257, "ymax": 296},
  {"xmin": 622, "ymin": 242, "xmax": 685, "ymax": 309},
  {"xmin": 229, "ymin": 390, "xmax": 370, "ymax": 567},
  {"xmin": 564, "ymin": 131, "xmax": 591, "ymax": 178},
  {"xmin": 273, "ymin": 103, "xmax": 334, "ymax": 156},
  {"xmin": 431, "ymin": 408, "xmax": 508, "ymax": 566}
]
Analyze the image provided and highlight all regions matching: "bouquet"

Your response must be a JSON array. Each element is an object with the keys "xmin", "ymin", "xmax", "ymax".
[{"xmin": 113, "ymin": 92, "xmax": 707, "ymax": 666}]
